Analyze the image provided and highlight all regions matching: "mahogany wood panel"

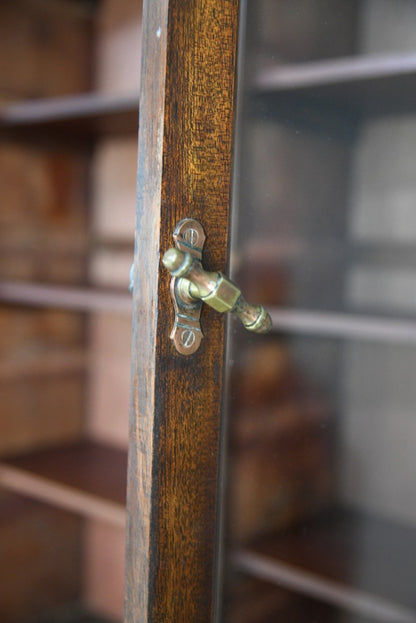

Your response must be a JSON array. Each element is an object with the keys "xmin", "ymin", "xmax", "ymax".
[{"xmin": 125, "ymin": 1, "xmax": 239, "ymax": 621}]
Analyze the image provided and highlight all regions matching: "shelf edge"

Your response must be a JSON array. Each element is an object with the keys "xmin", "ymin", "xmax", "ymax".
[
  {"xmin": 0, "ymin": 463, "xmax": 126, "ymax": 528},
  {"xmin": 269, "ymin": 308, "xmax": 416, "ymax": 344},
  {"xmin": 254, "ymin": 52, "xmax": 416, "ymax": 91},
  {"xmin": 0, "ymin": 281, "xmax": 132, "ymax": 314},
  {"xmin": 232, "ymin": 549, "xmax": 416, "ymax": 623}
]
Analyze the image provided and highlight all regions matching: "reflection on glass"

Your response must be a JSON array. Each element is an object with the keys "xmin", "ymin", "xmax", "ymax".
[{"xmin": 225, "ymin": 1, "xmax": 416, "ymax": 621}]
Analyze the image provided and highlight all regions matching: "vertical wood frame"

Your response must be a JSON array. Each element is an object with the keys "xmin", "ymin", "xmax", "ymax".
[{"xmin": 125, "ymin": 1, "xmax": 240, "ymax": 621}]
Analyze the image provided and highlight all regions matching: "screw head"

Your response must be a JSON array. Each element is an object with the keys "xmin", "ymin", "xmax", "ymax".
[
  {"xmin": 184, "ymin": 227, "xmax": 199, "ymax": 247},
  {"xmin": 180, "ymin": 328, "xmax": 196, "ymax": 349}
]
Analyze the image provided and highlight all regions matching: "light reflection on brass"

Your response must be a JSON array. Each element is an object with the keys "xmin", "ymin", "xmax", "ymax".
[
  {"xmin": 163, "ymin": 246, "xmax": 272, "ymax": 344},
  {"xmin": 166, "ymin": 219, "xmax": 206, "ymax": 355}
]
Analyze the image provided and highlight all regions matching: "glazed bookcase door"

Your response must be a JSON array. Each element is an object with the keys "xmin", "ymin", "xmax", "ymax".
[
  {"xmin": 128, "ymin": 3, "xmax": 416, "ymax": 622},
  {"xmin": 125, "ymin": 1, "xmax": 240, "ymax": 622},
  {"xmin": 223, "ymin": 1, "xmax": 416, "ymax": 622}
]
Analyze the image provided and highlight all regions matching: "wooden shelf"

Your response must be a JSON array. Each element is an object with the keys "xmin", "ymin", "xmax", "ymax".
[
  {"xmin": 0, "ymin": 92, "xmax": 139, "ymax": 143},
  {"xmin": 268, "ymin": 308, "xmax": 416, "ymax": 344},
  {"xmin": 252, "ymin": 53, "xmax": 416, "ymax": 118},
  {"xmin": 239, "ymin": 238, "xmax": 416, "ymax": 266},
  {"xmin": 0, "ymin": 441, "xmax": 127, "ymax": 527},
  {"xmin": 226, "ymin": 576, "xmax": 377, "ymax": 623},
  {"xmin": 0, "ymin": 281, "xmax": 132, "ymax": 314},
  {"xmin": 233, "ymin": 506, "xmax": 416, "ymax": 622},
  {"xmin": 0, "ymin": 348, "xmax": 86, "ymax": 381},
  {"xmin": 31, "ymin": 609, "xmax": 115, "ymax": 623},
  {"xmin": 4, "ymin": 284, "xmax": 411, "ymax": 342}
]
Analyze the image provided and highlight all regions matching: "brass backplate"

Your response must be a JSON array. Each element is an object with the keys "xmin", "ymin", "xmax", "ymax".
[{"xmin": 169, "ymin": 218, "xmax": 205, "ymax": 355}]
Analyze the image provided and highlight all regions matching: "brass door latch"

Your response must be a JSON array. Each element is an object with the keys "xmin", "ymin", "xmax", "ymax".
[{"xmin": 163, "ymin": 218, "xmax": 272, "ymax": 355}]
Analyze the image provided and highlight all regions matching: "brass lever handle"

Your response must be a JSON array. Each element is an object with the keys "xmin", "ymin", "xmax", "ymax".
[{"xmin": 163, "ymin": 247, "xmax": 272, "ymax": 334}]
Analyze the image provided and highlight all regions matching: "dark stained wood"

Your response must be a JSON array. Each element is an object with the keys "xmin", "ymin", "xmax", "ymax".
[
  {"xmin": 0, "ymin": 441, "xmax": 127, "ymax": 524},
  {"xmin": 125, "ymin": 0, "xmax": 240, "ymax": 621},
  {"xmin": 236, "ymin": 506, "xmax": 416, "ymax": 615}
]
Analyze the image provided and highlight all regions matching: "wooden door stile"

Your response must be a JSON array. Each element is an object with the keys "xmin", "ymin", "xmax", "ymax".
[{"xmin": 125, "ymin": 1, "xmax": 240, "ymax": 621}]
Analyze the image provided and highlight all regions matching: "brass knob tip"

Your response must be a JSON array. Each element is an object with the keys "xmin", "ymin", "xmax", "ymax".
[
  {"xmin": 162, "ymin": 248, "xmax": 193, "ymax": 277},
  {"xmin": 258, "ymin": 309, "xmax": 273, "ymax": 334},
  {"xmin": 162, "ymin": 248, "xmax": 183, "ymax": 272}
]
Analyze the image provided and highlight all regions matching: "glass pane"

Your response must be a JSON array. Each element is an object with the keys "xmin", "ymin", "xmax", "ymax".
[{"xmin": 225, "ymin": 2, "xmax": 416, "ymax": 621}]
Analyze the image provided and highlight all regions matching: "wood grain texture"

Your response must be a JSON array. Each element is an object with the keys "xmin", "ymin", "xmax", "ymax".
[{"xmin": 125, "ymin": 1, "xmax": 239, "ymax": 621}]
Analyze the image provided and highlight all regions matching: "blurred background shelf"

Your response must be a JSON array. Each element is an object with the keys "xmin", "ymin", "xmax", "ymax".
[
  {"xmin": 0, "ymin": 92, "xmax": 140, "ymax": 143},
  {"xmin": 225, "ymin": 575, "xmax": 381, "ymax": 623},
  {"xmin": 0, "ymin": 281, "xmax": 132, "ymax": 314},
  {"xmin": 233, "ymin": 506, "xmax": 416, "ymax": 622},
  {"xmin": 268, "ymin": 308, "xmax": 416, "ymax": 344},
  {"xmin": 0, "ymin": 348, "xmax": 86, "ymax": 380},
  {"xmin": 0, "ymin": 441, "xmax": 127, "ymax": 527},
  {"xmin": 30, "ymin": 606, "xmax": 115, "ymax": 623},
  {"xmin": 0, "ymin": 0, "xmax": 138, "ymax": 620},
  {"xmin": 253, "ymin": 53, "xmax": 416, "ymax": 118}
]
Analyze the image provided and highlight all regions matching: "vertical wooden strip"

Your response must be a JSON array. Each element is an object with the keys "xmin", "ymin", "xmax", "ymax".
[
  {"xmin": 125, "ymin": 1, "xmax": 240, "ymax": 621},
  {"xmin": 125, "ymin": 0, "xmax": 169, "ymax": 620}
]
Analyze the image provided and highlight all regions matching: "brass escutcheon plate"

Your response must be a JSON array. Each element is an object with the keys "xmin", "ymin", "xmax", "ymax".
[{"xmin": 169, "ymin": 218, "xmax": 205, "ymax": 355}]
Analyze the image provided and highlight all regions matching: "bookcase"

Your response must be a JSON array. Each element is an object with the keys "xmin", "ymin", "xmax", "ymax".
[
  {"xmin": 4, "ymin": 2, "xmax": 416, "ymax": 622},
  {"xmin": 0, "ymin": 1, "xmax": 141, "ymax": 620}
]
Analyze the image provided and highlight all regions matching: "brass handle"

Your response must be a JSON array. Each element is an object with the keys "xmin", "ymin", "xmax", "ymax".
[{"xmin": 163, "ymin": 248, "xmax": 272, "ymax": 334}]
